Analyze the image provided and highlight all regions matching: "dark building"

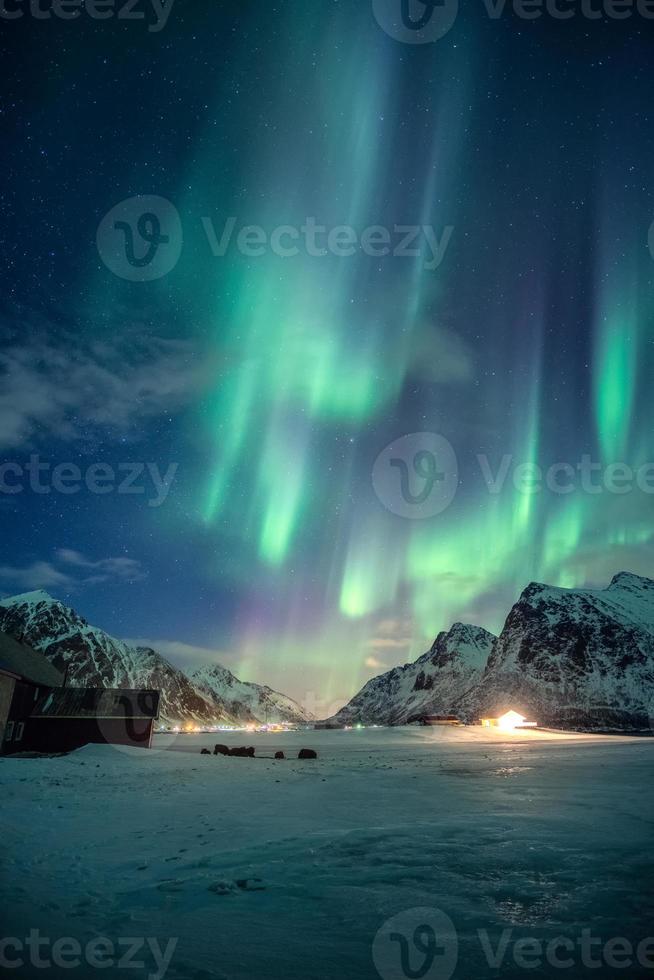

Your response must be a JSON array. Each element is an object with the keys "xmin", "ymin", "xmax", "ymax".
[
  {"xmin": 28, "ymin": 687, "xmax": 160, "ymax": 752},
  {"xmin": 404, "ymin": 713, "xmax": 463, "ymax": 726},
  {"xmin": 421, "ymin": 715, "xmax": 462, "ymax": 726},
  {"xmin": 0, "ymin": 630, "xmax": 160, "ymax": 754},
  {"xmin": 0, "ymin": 629, "xmax": 64, "ymax": 753}
]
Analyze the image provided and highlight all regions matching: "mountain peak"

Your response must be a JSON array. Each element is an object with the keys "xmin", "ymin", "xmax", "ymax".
[
  {"xmin": 447, "ymin": 622, "xmax": 495, "ymax": 642},
  {"xmin": 518, "ymin": 572, "xmax": 654, "ymax": 603},
  {"xmin": 327, "ymin": 621, "xmax": 495, "ymax": 726},
  {"xmin": 0, "ymin": 589, "xmax": 60, "ymax": 608},
  {"xmin": 192, "ymin": 662, "xmax": 236, "ymax": 680},
  {"xmin": 609, "ymin": 571, "xmax": 654, "ymax": 592},
  {"xmin": 190, "ymin": 663, "xmax": 312, "ymax": 723},
  {"xmin": 520, "ymin": 580, "xmax": 551, "ymax": 599},
  {"xmin": 467, "ymin": 569, "xmax": 654, "ymax": 730},
  {"xmin": 0, "ymin": 594, "xmax": 228, "ymax": 724}
]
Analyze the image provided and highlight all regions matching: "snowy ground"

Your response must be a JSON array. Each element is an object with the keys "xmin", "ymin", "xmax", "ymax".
[{"xmin": 2, "ymin": 727, "xmax": 654, "ymax": 980}]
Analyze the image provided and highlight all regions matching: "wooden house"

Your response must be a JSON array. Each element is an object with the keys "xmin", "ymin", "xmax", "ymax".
[
  {"xmin": 0, "ymin": 630, "xmax": 160, "ymax": 754},
  {"xmin": 28, "ymin": 687, "xmax": 160, "ymax": 752},
  {"xmin": 0, "ymin": 630, "xmax": 64, "ymax": 753},
  {"xmin": 421, "ymin": 714, "xmax": 463, "ymax": 726}
]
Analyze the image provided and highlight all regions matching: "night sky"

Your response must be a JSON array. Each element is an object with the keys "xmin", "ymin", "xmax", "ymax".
[{"xmin": 1, "ymin": 0, "xmax": 654, "ymax": 711}]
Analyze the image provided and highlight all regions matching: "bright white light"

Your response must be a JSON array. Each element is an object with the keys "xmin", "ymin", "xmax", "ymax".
[{"xmin": 496, "ymin": 710, "xmax": 537, "ymax": 731}]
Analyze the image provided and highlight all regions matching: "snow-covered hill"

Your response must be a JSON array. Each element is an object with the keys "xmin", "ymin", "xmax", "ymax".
[
  {"xmin": 190, "ymin": 664, "xmax": 313, "ymax": 724},
  {"xmin": 325, "ymin": 623, "xmax": 496, "ymax": 726},
  {"xmin": 0, "ymin": 591, "xmax": 308, "ymax": 726},
  {"xmin": 0, "ymin": 591, "xmax": 221, "ymax": 725},
  {"xmin": 457, "ymin": 571, "xmax": 654, "ymax": 730}
]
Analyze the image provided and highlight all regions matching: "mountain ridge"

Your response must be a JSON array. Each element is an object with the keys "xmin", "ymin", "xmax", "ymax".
[
  {"xmin": 190, "ymin": 663, "xmax": 313, "ymax": 725},
  {"xmin": 0, "ymin": 591, "xmax": 309, "ymax": 726},
  {"xmin": 325, "ymin": 622, "xmax": 496, "ymax": 726},
  {"xmin": 325, "ymin": 571, "xmax": 654, "ymax": 732},
  {"xmin": 456, "ymin": 570, "xmax": 654, "ymax": 730}
]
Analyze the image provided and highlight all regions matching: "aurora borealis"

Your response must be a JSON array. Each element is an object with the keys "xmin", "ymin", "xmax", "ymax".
[{"xmin": 2, "ymin": 1, "xmax": 654, "ymax": 710}]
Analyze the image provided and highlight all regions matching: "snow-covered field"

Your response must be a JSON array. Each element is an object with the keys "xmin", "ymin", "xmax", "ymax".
[{"xmin": 2, "ymin": 727, "xmax": 654, "ymax": 980}]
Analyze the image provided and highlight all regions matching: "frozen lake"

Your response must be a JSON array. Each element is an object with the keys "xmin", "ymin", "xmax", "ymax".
[{"xmin": 2, "ymin": 726, "xmax": 654, "ymax": 979}]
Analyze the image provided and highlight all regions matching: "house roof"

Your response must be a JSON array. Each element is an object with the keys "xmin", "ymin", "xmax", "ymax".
[
  {"xmin": 31, "ymin": 687, "xmax": 160, "ymax": 720},
  {"xmin": 0, "ymin": 630, "xmax": 64, "ymax": 688}
]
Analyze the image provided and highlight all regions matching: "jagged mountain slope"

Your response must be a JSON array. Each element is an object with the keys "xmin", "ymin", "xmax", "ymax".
[
  {"xmin": 0, "ymin": 590, "xmax": 311, "ymax": 726},
  {"xmin": 0, "ymin": 591, "xmax": 222, "ymax": 725},
  {"xmin": 190, "ymin": 664, "xmax": 313, "ymax": 724},
  {"xmin": 325, "ymin": 623, "xmax": 496, "ymax": 726},
  {"xmin": 456, "ymin": 572, "xmax": 654, "ymax": 730}
]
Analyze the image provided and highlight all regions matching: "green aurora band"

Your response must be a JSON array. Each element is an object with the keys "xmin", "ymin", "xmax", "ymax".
[{"xmin": 131, "ymin": 4, "xmax": 654, "ymax": 706}]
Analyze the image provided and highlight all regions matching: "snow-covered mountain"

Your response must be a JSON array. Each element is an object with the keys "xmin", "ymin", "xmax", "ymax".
[
  {"xmin": 324, "ymin": 623, "xmax": 496, "ymax": 726},
  {"xmin": 4, "ymin": 572, "xmax": 652, "ymax": 733},
  {"xmin": 0, "ymin": 591, "xmax": 221, "ymax": 725},
  {"xmin": 0, "ymin": 591, "xmax": 308, "ymax": 726},
  {"xmin": 457, "ymin": 571, "xmax": 654, "ymax": 731},
  {"xmin": 190, "ymin": 664, "xmax": 313, "ymax": 724},
  {"xmin": 324, "ymin": 572, "xmax": 654, "ymax": 732}
]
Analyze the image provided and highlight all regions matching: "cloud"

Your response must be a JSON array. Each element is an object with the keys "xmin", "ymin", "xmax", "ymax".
[
  {"xmin": 366, "ymin": 617, "xmax": 414, "ymax": 651},
  {"xmin": 0, "ymin": 561, "xmax": 77, "ymax": 591},
  {"xmin": 0, "ymin": 328, "xmax": 210, "ymax": 450},
  {"xmin": 408, "ymin": 324, "xmax": 474, "ymax": 384},
  {"xmin": 0, "ymin": 550, "xmax": 145, "ymax": 593},
  {"xmin": 56, "ymin": 549, "xmax": 145, "ymax": 582},
  {"xmin": 366, "ymin": 636, "xmax": 411, "ymax": 650},
  {"xmin": 361, "ymin": 616, "xmax": 415, "ymax": 674}
]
